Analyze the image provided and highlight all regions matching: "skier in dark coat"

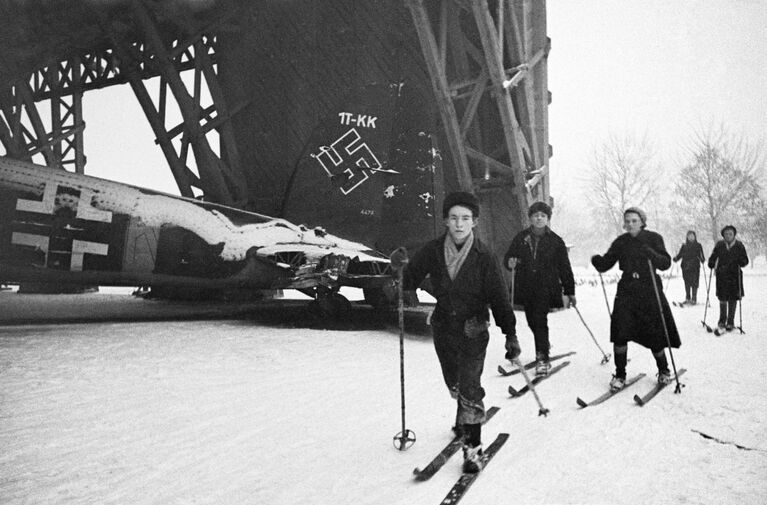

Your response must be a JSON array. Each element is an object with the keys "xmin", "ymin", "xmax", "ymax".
[
  {"xmin": 707, "ymin": 225, "xmax": 749, "ymax": 332},
  {"xmin": 673, "ymin": 230, "xmax": 705, "ymax": 305},
  {"xmin": 400, "ymin": 191, "xmax": 519, "ymax": 474},
  {"xmin": 591, "ymin": 207, "xmax": 681, "ymax": 391},
  {"xmin": 503, "ymin": 201, "xmax": 576, "ymax": 376}
]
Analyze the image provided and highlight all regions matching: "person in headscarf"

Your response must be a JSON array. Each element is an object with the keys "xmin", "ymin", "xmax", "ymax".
[
  {"xmin": 503, "ymin": 201, "xmax": 576, "ymax": 377},
  {"xmin": 673, "ymin": 230, "xmax": 705, "ymax": 305},
  {"xmin": 707, "ymin": 225, "xmax": 749, "ymax": 332},
  {"xmin": 591, "ymin": 207, "xmax": 681, "ymax": 392},
  {"xmin": 399, "ymin": 191, "xmax": 518, "ymax": 473}
]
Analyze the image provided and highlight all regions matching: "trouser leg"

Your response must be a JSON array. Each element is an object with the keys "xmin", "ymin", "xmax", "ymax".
[
  {"xmin": 614, "ymin": 344, "xmax": 628, "ymax": 379},
  {"xmin": 433, "ymin": 320, "xmax": 488, "ymax": 440},
  {"xmin": 434, "ymin": 317, "xmax": 489, "ymax": 429},
  {"xmin": 457, "ymin": 331, "xmax": 489, "ymax": 428},
  {"xmin": 433, "ymin": 328, "xmax": 460, "ymax": 397},
  {"xmin": 452, "ymin": 402, "xmax": 461, "ymax": 436},
  {"xmin": 652, "ymin": 347, "xmax": 669, "ymax": 373},
  {"xmin": 524, "ymin": 299, "xmax": 550, "ymax": 358},
  {"xmin": 718, "ymin": 301, "xmax": 727, "ymax": 326},
  {"xmin": 726, "ymin": 300, "xmax": 737, "ymax": 326}
]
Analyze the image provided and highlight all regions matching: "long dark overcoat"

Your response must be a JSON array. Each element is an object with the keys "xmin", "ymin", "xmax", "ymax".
[
  {"xmin": 708, "ymin": 240, "xmax": 749, "ymax": 300},
  {"xmin": 503, "ymin": 227, "xmax": 575, "ymax": 309},
  {"xmin": 674, "ymin": 241, "xmax": 704, "ymax": 288},
  {"xmin": 591, "ymin": 229, "xmax": 681, "ymax": 350}
]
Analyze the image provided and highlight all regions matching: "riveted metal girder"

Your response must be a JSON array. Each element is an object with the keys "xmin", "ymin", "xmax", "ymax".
[
  {"xmin": 0, "ymin": 67, "xmax": 60, "ymax": 168},
  {"xmin": 405, "ymin": 0, "xmax": 551, "ymax": 231},
  {"xmin": 101, "ymin": 0, "xmax": 248, "ymax": 206},
  {"xmin": 0, "ymin": 1, "xmax": 248, "ymax": 207}
]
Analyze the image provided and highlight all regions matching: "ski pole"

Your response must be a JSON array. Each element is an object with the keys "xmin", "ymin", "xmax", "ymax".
[
  {"xmin": 701, "ymin": 259, "xmax": 716, "ymax": 333},
  {"xmin": 700, "ymin": 265, "xmax": 709, "ymax": 307},
  {"xmin": 598, "ymin": 272, "xmax": 612, "ymax": 318},
  {"xmin": 573, "ymin": 305, "xmax": 611, "ymax": 364},
  {"xmin": 737, "ymin": 265, "xmax": 745, "ymax": 334},
  {"xmin": 508, "ymin": 258, "xmax": 517, "ymax": 308},
  {"xmin": 390, "ymin": 247, "xmax": 415, "ymax": 451},
  {"xmin": 647, "ymin": 259, "xmax": 683, "ymax": 394},
  {"xmin": 513, "ymin": 359, "xmax": 550, "ymax": 417},
  {"xmin": 700, "ymin": 253, "xmax": 710, "ymax": 307}
]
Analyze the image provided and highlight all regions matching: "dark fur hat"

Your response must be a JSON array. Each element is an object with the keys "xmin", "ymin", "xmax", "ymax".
[
  {"xmin": 442, "ymin": 191, "xmax": 479, "ymax": 218},
  {"xmin": 528, "ymin": 201, "xmax": 552, "ymax": 219}
]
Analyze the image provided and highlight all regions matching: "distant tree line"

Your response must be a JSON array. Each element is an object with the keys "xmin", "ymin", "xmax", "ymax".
[{"xmin": 556, "ymin": 123, "xmax": 766, "ymax": 267}]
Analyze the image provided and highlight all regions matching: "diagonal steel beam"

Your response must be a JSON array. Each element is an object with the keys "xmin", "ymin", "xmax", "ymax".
[
  {"xmin": 406, "ymin": 0, "xmax": 473, "ymax": 192},
  {"xmin": 193, "ymin": 37, "xmax": 248, "ymax": 196},
  {"xmin": 504, "ymin": 1, "xmax": 542, "ymax": 178},
  {"xmin": 1, "ymin": 79, "xmax": 59, "ymax": 167},
  {"xmin": 121, "ymin": 62, "xmax": 200, "ymax": 198},
  {"xmin": 471, "ymin": 0, "xmax": 532, "ymax": 214},
  {"xmin": 129, "ymin": 0, "xmax": 239, "ymax": 205}
]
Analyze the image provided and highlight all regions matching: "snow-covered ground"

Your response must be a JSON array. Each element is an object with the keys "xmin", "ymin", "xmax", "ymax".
[{"xmin": 1, "ymin": 262, "xmax": 766, "ymax": 505}]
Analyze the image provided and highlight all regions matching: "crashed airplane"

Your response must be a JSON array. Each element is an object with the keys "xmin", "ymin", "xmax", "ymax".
[{"xmin": 0, "ymin": 156, "xmax": 393, "ymax": 313}]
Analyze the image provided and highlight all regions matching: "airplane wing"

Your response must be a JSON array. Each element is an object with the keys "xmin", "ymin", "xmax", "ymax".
[{"xmin": 0, "ymin": 157, "xmax": 392, "ymax": 295}]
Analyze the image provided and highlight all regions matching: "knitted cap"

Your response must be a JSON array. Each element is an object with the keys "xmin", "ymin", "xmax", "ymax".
[{"xmin": 624, "ymin": 207, "xmax": 647, "ymax": 225}]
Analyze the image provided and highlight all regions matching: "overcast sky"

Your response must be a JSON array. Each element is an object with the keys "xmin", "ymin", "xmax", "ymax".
[
  {"xmin": 546, "ymin": 0, "xmax": 767, "ymax": 206},
  {"xmin": 80, "ymin": 1, "xmax": 767, "ymax": 204}
]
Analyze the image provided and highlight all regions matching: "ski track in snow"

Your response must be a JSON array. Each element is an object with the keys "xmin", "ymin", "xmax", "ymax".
[{"xmin": 1, "ymin": 266, "xmax": 766, "ymax": 504}]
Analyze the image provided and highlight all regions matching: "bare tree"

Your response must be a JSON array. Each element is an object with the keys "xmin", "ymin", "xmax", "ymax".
[
  {"xmin": 584, "ymin": 132, "xmax": 659, "ymax": 235},
  {"xmin": 552, "ymin": 195, "xmax": 608, "ymax": 267},
  {"xmin": 737, "ymin": 188, "xmax": 767, "ymax": 261},
  {"xmin": 671, "ymin": 124, "xmax": 765, "ymax": 244}
]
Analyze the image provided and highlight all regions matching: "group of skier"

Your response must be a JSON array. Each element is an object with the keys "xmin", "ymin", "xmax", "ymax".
[{"xmin": 396, "ymin": 190, "xmax": 750, "ymax": 474}]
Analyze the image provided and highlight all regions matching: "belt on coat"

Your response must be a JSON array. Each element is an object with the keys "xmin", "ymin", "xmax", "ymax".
[{"xmin": 624, "ymin": 271, "xmax": 651, "ymax": 280}]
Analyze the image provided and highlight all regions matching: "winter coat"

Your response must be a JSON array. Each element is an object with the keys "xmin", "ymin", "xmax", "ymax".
[
  {"xmin": 503, "ymin": 227, "xmax": 575, "ymax": 309},
  {"xmin": 403, "ymin": 234, "xmax": 516, "ymax": 336},
  {"xmin": 673, "ymin": 241, "xmax": 705, "ymax": 288},
  {"xmin": 708, "ymin": 240, "xmax": 749, "ymax": 300},
  {"xmin": 591, "ymin": 229, "xmax": 681, "ymax": 350}
]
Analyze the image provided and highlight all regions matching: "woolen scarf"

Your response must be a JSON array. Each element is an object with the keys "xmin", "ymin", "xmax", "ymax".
[{"xmin": 444, "ymin": 231, "xmax": 474, "ymax": 281}]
